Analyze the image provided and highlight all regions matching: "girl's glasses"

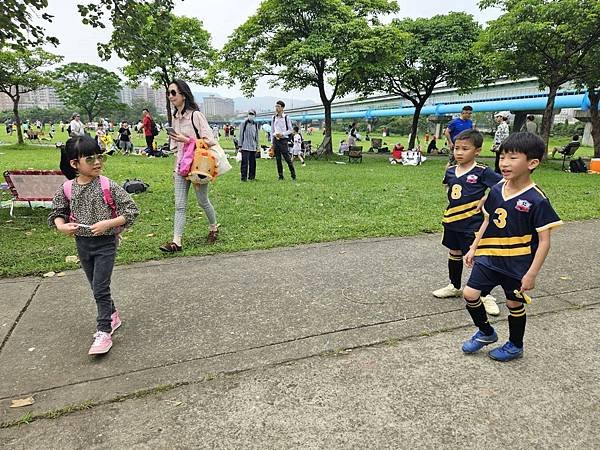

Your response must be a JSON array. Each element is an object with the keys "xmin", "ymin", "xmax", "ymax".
[
  {"xmin": 169, "ymin": 90, "xmax": 180, "ymax": 97},
  {"xmin": 80, "ymin": 154, "xmax": 107, "ymax": 164}
]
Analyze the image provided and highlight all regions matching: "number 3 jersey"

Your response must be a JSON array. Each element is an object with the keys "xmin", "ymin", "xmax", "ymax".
[
  {"xmin": 442, "ymin": 163, "xmax": 502, "ymax": 232},
  {"xmin": 475, "ymin": 180, "xmax": 562, "ymax": 279}
]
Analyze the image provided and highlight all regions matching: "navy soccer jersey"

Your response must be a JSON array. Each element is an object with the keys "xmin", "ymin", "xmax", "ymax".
[
  {"xmin": 475, "ymin": 180, "xmax": 562, "ymax": 280},
  {"xmin": 442, "ymin": 163, "xmax": 502, "ymax": 232}
]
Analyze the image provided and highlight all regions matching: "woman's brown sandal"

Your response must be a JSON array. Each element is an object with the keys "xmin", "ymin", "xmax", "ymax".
[
  {"xmin": 159, "ymin": 242, "xmax": 182, "ymax": 253},
  {"xmin": 207, "ymin": 228, "xmax": 219, "ymax": 244}
]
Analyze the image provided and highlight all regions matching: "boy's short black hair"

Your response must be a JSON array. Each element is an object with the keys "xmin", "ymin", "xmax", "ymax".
[
  {"xmin": 462, "ymin": 105, "xmax": 473, "ymax": 112},
  {"xmin": 454, "ymin": 129, "xmax": 483, "ymax": 148},
  {"xmin": 293, "ymin": 126, "xmax": 299, "ymax": 132},
  {"xmin": 572, "ymin": 134, "xmax": 580, "ymax": 141},
  {"xmin": 499, "ymin": 131, "xmax": 545, "ymax": 161}
]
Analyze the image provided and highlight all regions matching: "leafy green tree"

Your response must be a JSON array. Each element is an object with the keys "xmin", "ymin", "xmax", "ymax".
[
  {"xmin": 219, "ymin": 0, "xmax": 399, "ymax": 155},
  {"xmin": 79, "ymin": 0, "xmax": 214, "ymax": 124},
  {"xmin": 354, "ymin": 13, "xmax": 483, "ymax": 149},
  {"xmin": 573, "ymin": 45, "xmax": 600, "ymax": 157},
  {"xmin": 0, "ymin": 48, "xmax": 62, "ymax": 144},
  {"xmin": 0, "ymin": 1, "xmax": 58, "ymax": 49},
  {"xmin": 53, "ymin": 63, "xmax": 123, "ymax": 123},
  {"xmin": 478, "ymin": 0, "xmax": 600, "ymax": 152}
]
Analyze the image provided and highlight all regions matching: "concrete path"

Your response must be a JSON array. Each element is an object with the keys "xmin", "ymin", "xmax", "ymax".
[{"xmin": 1, "ymin": 220, "xmax": 598, "ymax": 448}]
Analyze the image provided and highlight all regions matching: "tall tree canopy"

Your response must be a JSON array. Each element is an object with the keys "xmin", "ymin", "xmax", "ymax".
[
  {"xmin": 354, "ymin": 12, "xmax": 483, "ymax": 149},
  {"xmin": 79, "ymin": 0, "xmax": 214, "ymax": 124},
  {"xmin": 0, "ymin": 0, "xmax": 58, "ymax": 49},
  {"xmin": 220, "ymin": 0, "xmax": 399, "ymax": 154},
  {"xmin": 573, "ymin": 44, "xmax": 600, "ymax": 157},
  {"xmin": 0, "ymin": 48, "xmax": 61, "ymax": 144},
  {"xmin": 478, "ymin": 0, "xmax": 600, "ymax": 152},
  {"xmin": 53, "ymin": 63, "xmax": 123, "ymax": 123}
]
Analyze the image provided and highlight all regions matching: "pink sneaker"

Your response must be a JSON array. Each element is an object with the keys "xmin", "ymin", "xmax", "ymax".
[
  {"xmin": 111, "ymin": 310, "xmax": 121, "ymax": 334},
  {"xmin": 88, "ymin": 331, "xmax": 112, "ymax": 355}
]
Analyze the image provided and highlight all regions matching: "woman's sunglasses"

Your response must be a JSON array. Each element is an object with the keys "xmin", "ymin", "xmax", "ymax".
[
  {"xmin": 77, "ymin": 154, "xmax": 107, "ymax": 165},
  {"xmin": 169, "ymin": 90, "xmax": 180, "ymax": 97}
]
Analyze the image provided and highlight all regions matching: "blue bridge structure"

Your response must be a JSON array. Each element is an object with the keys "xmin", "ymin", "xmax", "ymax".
[{"xmin": 252, "ymin": 77, "xmax": 590, "ymax": 134}]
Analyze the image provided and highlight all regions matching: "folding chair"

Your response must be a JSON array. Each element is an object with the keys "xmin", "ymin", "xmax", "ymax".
[
  {"xmin": 368, "ymin": 138, "xmax": 382, "ymax": 153},
  {"xmin": 302, "ymin": 140, "xmax": 312, "ymax": 158},
  {"xmin": 348, "ymin": 145, "xmax": 363, "ymax": 163},
  {"xmin": 3, "ymin": 170, "xmax": 66, "ymax": 216},
  {"xmin": 558, "ymin": 142, "xmax": 581, "ymax": 171}
]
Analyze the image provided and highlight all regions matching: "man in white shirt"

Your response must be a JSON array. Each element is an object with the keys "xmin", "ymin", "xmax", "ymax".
[{"xmin": 270, "ymin": 100, "xmax": 296, "ymax": 181}]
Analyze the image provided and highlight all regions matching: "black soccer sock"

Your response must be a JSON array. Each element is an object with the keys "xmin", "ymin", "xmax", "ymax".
[
  {"xmin": 448, "ymin": 254, "xmax": 463, "ymax": 289},
  {"xmin": 508, "ymin": 304, "xmax": 526, "ymax": 348},
  {"xmin": 465, "ymin": 298, "xmax": 494, "ymax": 336}
]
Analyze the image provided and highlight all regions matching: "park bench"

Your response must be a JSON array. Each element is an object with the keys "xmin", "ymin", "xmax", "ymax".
[
  {"xmin": 2, "ymin": 170, "xmax": 66, "ymax": 216},
  {"xmin": 348, "ymin": 145, "xmax": 363, "ymax": 163}
]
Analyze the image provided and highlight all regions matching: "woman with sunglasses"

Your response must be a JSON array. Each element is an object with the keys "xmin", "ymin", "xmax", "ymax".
[
  {"xmin": 159, "ymin": 79, "xmax": 219, "ymax": 252},
  {"xmin": 49, "ymin": 135, "xmax": 139, "ymax": 355}
]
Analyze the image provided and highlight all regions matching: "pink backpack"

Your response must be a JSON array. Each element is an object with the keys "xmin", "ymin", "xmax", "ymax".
[{"xmin": 63, "ymin": 175, "xmax": 122, "ymax": 236}]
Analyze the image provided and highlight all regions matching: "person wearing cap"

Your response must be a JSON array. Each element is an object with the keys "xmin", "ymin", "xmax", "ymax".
[
  {"xmin": 271, "ymin": 100, "xmax": 296, "ymax": 181},
  {"xmin": 69, "ymin": 113, "xmax": 85, "ymax": 137},
  {"xmin": 492, "ymin": 111, "xmax": 510, "ymax": 173},
  {"xmin": 238, "ymin": 109, "xmax": 260, "ymax": 181}
]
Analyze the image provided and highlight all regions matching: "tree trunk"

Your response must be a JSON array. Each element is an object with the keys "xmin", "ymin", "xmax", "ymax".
[
  {"xmin": 539, "ymin": 84, "xmax": 559, "ymax": 156},
  {"xmin": 12, "ymin": 96, "xmax": 23, "ymax": 145},
  {"xmin": 165, "ymin": 88, "xmax": 173, "ymax": 126},
  {"xmin": 587, "ymin": 88, "xmax": 600, "ymax": 158},
  {"xmin": 408, "ymin": 103, "xmax": 423, "ymax": 150},
  {"xmin": 321, "ymin": 100, "xmax": 333, "ymax": 155},
  {"xmin": 161, "ymin": 71, "xmax": 173, "ymax": 125}
]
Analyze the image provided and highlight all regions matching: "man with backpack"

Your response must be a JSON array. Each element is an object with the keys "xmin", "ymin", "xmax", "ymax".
[
  {"xmin": 142, "ymin": 108, "xmax": 158, "ymax": 155},
  {"xmin": 238, "ymin": 109, "xmax": 260, "ymax": 181},
  {"xmin": 271, "ymin": 100, "xmax": 296, "ymax": 181}
]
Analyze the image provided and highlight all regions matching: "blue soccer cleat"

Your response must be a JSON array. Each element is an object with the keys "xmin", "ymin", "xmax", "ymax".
[
  {"xmin": 462, "ymin": 330, "xmax": 498, "ymax": 354},
  {"xmin": 488, "ymin": 341, "xmax": 524, "ymax": 361}
]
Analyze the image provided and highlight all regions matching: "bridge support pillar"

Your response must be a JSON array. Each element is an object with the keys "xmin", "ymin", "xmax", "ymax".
[
  {"xmin": 574, "ymin": 110, "xmax": 594, "ymax": 147},
  {"xmin": 512, "ymin": 112, "xmax": 527, "ymax": 133}
]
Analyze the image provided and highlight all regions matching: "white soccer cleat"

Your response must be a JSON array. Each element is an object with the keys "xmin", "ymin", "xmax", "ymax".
[
  {"xmin": 432, "ymin": 283, "xmax": 463, "ymax": 298},
  {"xmin": 481, "ymin": 295, "xmax": 500, "ymax": 316}
]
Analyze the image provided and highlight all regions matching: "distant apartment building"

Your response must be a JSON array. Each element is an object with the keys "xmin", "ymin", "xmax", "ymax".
[
  {"xmin": 203, "ymin": 95, "xmax": 234, "ymax": 118},
  {"xmin": 0, "ymin": 86, "xmax": 63, "ymax": 111},
  {"xmin": 120, "ymin": 82, "xmax": 167, "ymax": 115}
]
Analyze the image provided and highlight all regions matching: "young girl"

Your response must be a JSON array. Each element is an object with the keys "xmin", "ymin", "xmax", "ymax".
[
  {"xmin": 291, "ymin": 126, "xmax": 306, "ymax": 167},
  {"xmin": 49, "ymin": 135, "xmax": 139, "ymax": 355}
]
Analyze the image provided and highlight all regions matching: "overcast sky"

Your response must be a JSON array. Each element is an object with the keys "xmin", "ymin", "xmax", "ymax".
[{"xmin": 36, "ymin": 0, "xmax": 501, "ymax": 101}]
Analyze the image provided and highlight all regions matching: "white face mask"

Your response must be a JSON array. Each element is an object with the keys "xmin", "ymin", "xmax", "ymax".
[{"xmin": 248, "ymin": 114, "xmax": 255, "ymax": 121}]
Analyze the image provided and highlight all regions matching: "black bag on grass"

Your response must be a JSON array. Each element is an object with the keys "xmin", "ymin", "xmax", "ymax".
[
  {"xmin": 569, "ymin": 157, "xmax": 587, "ymax": 173},
  {"xmin": 123, "ymin": 179, "xmax": 148, "ymax": 194}
]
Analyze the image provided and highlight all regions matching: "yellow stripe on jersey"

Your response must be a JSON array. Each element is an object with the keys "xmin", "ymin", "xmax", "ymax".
[
  {"xmin": 474, "ymin": 247, "xmax": 531, "ymax": 257},
  {"xmin": 478, "ymin": 235, "xmax": 532, "ymax": 246},
  {"xmin": 444, "ymin": 199, "xmax": 480, "ymax": 216},
  {"xmin": 442, "ymin": 208, "xmax": 481, "ymax": 223},
  {"xmin": 536, "ymin": 220, "xmax": 563, "ymax": 232}
]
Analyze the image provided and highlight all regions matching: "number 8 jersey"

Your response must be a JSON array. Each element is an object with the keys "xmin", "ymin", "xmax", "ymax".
[
  {"xmin": 475, "ymin": 180, "xmax": 562, "ymax": 279},
  {"xmin": 442, "ymin": 163, "xmax": 502, "ymax": 232}
]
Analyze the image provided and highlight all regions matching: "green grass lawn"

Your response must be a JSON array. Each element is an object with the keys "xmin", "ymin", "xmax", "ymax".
[{"xmin": 1, "ymin": 143, "xmax": 599, "ymax": 278}]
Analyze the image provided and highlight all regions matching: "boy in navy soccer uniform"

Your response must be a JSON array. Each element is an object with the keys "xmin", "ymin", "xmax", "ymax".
[
  {"xmin": 462, "ymin": 132, "xmax": 562, "ymax": 361},
  {"xmin": 433, "ymin": 130, "xmax": 503, "ymax": 316}
]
